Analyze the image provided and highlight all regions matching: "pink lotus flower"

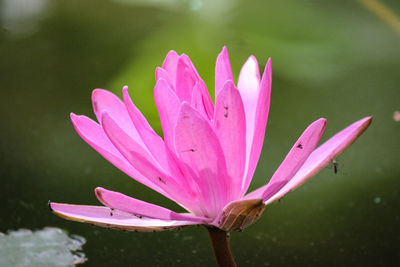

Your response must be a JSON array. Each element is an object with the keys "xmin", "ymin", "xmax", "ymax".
[{"xmin": 50, "ymin": 47, "xmax": 371, "ymax": 265}]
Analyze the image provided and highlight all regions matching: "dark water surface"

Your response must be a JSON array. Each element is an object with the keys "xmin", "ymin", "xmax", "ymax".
[{"xmin": 1, "ymin": 0, "xmax": 399, "ymax": 266}]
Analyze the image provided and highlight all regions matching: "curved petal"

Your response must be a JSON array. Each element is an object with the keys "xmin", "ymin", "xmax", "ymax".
[
  {"xmin": 215, "ymin": 46, "xmax": 234, "ymax": 98},
  {"xmin": 180, "ymin": 54, "xmax": 202, "ymax": 80},
  {"xmin": 91, "ymin": 89, "xmax": 141, "ymax": 142},
  {"xmin": 102, "ymin": 112, "xmax": 200, "ymax": 214},
  {"xmin": 241, "ymin": 58, "xmax": 272, "ymax": 195},
  {"xmin": 123, "ymin": 86, "xmax": 176, "ymax": 174},
  {"xmin": 213, "ymin": 81, "xmax": 246, "ymax": 198},
  {"xmin": 251, "ymin": 116, "xmax": 372, "ymax": 205},
  {"xmin": 155, "ymin": 67, "xmax": 173, "ymax": 88},
  {"xmin": 175, "ymin": 57, "xmax": 196, "ymax": 102},
  {"xmin": 245, "ymin": 118, "xmax": 327, "ymax": 201},
  {"xmin": 95, "ymin": 187, "xmax": 209, "ymax": 222},
  {"xmin": 49, "ymin": 202, "xmax": 199, "ymax": 232},
  {"xmin": 154, "ymin": 79, "xmax": 181, "ymax": 149},
  {"xmin": 237, "ymin": 56, "xmax": 261, "ymax": 189},
  {"xmin": 175, "ymin": 103, "xmax": 231, "ymax": 217},
  {"xmin": 70, "ymin": 113, "xmax": 167, "ymax": 197},
  {"xmin": 101, "ymin": 112, "xmax": 161, "ymax": 170},
  {"xmin": 191, "ymin": 80, "xmax": 214, "ymax": 120},
  {"xmin": 161, "ymin": 50, "xmax": 179, "ymax": 87}
]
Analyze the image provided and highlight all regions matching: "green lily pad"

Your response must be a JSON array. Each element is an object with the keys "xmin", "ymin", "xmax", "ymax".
[{"xmin": 0, "ymin": 227, "xmax": 86, "ymax": 267}]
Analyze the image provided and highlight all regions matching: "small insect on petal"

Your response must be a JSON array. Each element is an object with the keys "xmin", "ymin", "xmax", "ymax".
[
  {"xmin": 296, "ymin": 143, "xmax": 303, "ymax": 149},
  {"xmin": 223, "ymin": 105, "xmax": 229, "ymax": 118}
]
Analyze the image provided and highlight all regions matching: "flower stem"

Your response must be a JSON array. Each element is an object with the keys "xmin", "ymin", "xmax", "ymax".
[{"xmin": 207, "ymin": 227, "xmax": 237, "ymax": 267}]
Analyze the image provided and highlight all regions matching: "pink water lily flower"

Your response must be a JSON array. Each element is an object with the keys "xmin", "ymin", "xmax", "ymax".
[{"xmin": 50, "ymin": 47, "xmax": 371, "ymax": 265}]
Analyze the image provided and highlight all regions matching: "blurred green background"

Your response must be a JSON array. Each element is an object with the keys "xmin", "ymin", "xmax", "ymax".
[{"xmin": 1, "ymin": 0, "xmax": 399, "ymax": 266}]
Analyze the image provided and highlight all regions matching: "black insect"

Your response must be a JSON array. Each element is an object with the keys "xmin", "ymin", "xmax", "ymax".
[
  {"xmin": 296, "ymin": 143, "xmax": 303, "ymax": 149},
  {"xmin": 332, "ymin": 159, "xmax": 338, "ymax": 174},
  {"xmin": 182, "ymin": 148, "xmax": 196, "ymax": 153},
  {"xmin": 223, "ymin": 105, "xmax": 229, "ymax": 118}
]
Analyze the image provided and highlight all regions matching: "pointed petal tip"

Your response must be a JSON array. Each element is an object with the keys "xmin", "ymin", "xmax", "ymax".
[
  {"xmin": 364, "ymin": 115, "xmax": 373, "ymax": 123},
  {"xmin": 178, "ymin": 101, "xmax": 192, "ymax": 115},
  {"xmin": 155, "ymin": 78, "xmax": 172, "ymax": 92},
  {"xmin": 155, "ymin": 67, "xmax": 166, "ymax": 81},
  {"xmin": 264, "ymin": 58, "xmax": 272, "ymax": 75},
  {"xmin": 70, "ymin": 112, "xmax": 77, "ymax": 120},
  {"xmin": 94, "ymin": 186, "xmax": 102, "ymax": 196},
  {"xmin": 354, "ymin": 115, "xmax": 373, "ymax": 134},
  {"xmin": 317, "ymin": 118, "xmax": 327, "ymax": 127},
  {"xmin": 266, "ymin": 58, "xmax": 272, "ymax": 70},
  {"xmin": 154, "ymin": 78, "xmax": 172, "ymax": 95},
  {"xmin": 247, "ymin": 55, "xmax": 258, "ymax": 64},
  {"xmin": 94, "ymin": 187, "xmax": 108, "ymax": 206},
  {"xmin": 218, "ymin": 46, "xmax": 229, "ymax": 57},
  {"xmin": 166, "ymin": 50, "xmax": 179, "ymax": 57},
  {"xmin": 95, "ymin": 186, "xmax": 104, "ymax": 192},
  {"xmin": 48, "ymin": 200, "xmax": 53, "ymax": 212},
  {"xmin": 70, "ymin": 113, "xmax": 85, "ymax": 128},
  {"xmin": 122, "ymin": 86, "xmax": 133, "ymax": 104},
  {"xmin": 310, "ymin": 118, "xmax": 327, "ymax": 138},
  {"xmin": 222, "ymin": 79, "xmax": 236, "ymax": 89},
  {"xmin": 91, "ymin": 88, "xmax": 107, "ymax": 98}
]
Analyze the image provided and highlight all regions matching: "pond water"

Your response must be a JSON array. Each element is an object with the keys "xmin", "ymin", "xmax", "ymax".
[{"xmin": 1, "ymin": 0, "xmax": 399, "ymax": 266}]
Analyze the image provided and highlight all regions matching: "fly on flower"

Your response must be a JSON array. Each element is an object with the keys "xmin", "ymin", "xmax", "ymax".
[{"xmin": 49, "ymin": 47, "xmax": 372, "ymax": 266}]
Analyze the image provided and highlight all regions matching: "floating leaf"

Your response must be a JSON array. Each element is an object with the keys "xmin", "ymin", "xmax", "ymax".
[{"xmin": 0, "ymin": 227, "xmax": 86, "ymax": 267}]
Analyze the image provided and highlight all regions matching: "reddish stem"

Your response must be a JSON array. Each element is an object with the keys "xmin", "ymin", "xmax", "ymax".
[{"xmin": 207, "ymin": 227, "xmax": 237, "ymax": 267}]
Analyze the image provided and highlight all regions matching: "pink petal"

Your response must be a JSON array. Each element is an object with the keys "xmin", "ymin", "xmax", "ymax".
[
  {"xmin": 237, "ymin": 56, "xmax": 261, "ymax": 189},
  {"xmin": 123, "ymin": 86, "xmax": 176, "ymax": 174},
  {"xmin": 161, "ymin": 50, "xmax": 179, "ymax": 87},
  {"xmin": 154, "ymin": 79, "xmax": 181, "ymax": 148},
  {"xmin": 215, "ymin": 46, "xmax": 234, "ymax": 98},
  {"xmin": 155, "ymin": 67, "xmax": 173, "ymax": 88},
  {"xmin": 175, "ymin": 57, "xmax": 196, "ymax": 102},
  {"xmin": 101, "ymin": 112, "xmax": 198, "ymax": 213},
  {"xmin": 191, "ymin": 80, "xmax": 214, "ymax": 120},
  {"xmin": 95, "ymin": 187, "xmax": 209, "ymax": 222},
  {"xmin": 49, "ymin": 202, "xmax": 199, "ymax": 232},
  {"xmin": 241, "ymin": 58, "xmax": 272, "ymax": 195},
  {"xmin": 70, "ymin": 113, "xmax": 167, "ymax": 197},
  {"xmin": 245, "ymin": 118, "xmax": 327, "ymax": 201},
  {"xmin": 91, "ymin": 89, "xmax": 141, "ymax": 142},
  {"xmin": 213, "ymin": 81, "xmax": 246, "ymax": 198},
  {"xmin": 174, "ymin": 103, "xmax": 230, "ymax": 217},
  {"xmin": 179, "ymin": 54, "xmax": 202, "ymax": 80},
  {"xmin": 101, "ymin": 111, "xmax": 161, "ymax": 171},
  {"xmin": 262, "ymin": 116, "xmax": 373, "ymax": 205}
]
